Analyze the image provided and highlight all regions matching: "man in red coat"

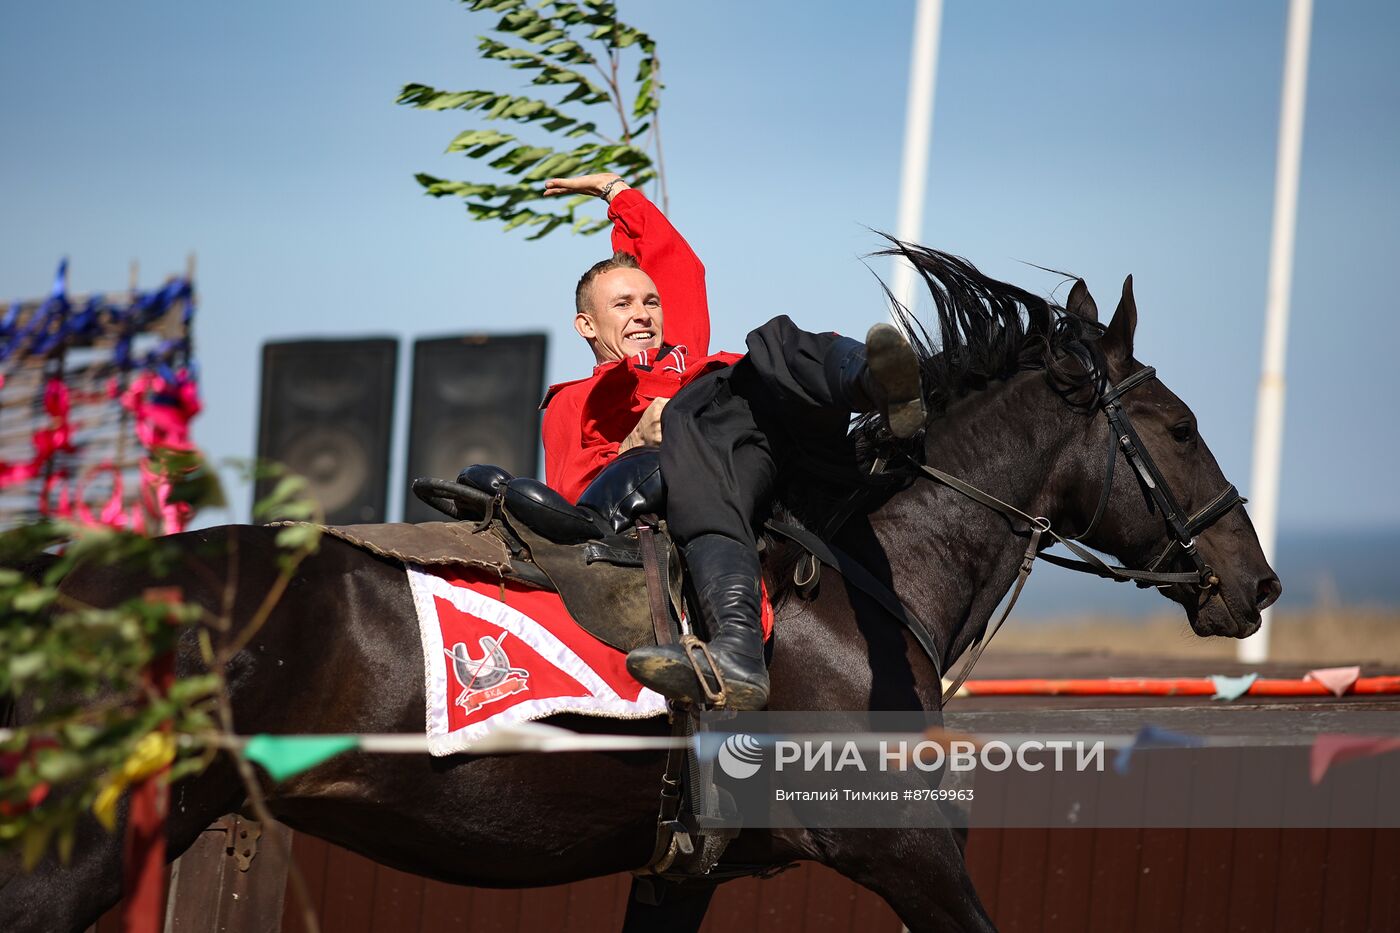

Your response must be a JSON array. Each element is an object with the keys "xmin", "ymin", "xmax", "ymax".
[
  {"xmin": 539, "ymin": 173, "xmax": 925, "ymax": 709},
  {"xmin": 539, "ymin": 173, "xmax": 738, "ymax": 502}
]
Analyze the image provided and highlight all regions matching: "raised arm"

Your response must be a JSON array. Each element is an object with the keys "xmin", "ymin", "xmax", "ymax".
[{"xmin": 544, "ymin": 174, "xmax": 710, "ymax": 356}]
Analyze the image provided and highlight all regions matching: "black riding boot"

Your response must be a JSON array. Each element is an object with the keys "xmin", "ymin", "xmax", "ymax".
[
  {"xmin": 824, "ymin": 323, "xmax": 925, "ymax": 438},
  {"xmin": 625, "ymin": 534, "xmax": 769, "ymax": 709}
]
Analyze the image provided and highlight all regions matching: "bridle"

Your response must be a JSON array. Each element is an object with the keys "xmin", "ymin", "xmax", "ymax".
[
  {"xmin": 1043, "ymin": 364, "xmax": 1246, "ymax": 589},
  {"xmin": 915, "ymin": 364, "xmax": 1247, "ymax": 701}
]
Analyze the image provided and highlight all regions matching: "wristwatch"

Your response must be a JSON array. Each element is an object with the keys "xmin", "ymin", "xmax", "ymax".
[{"xmin": 599, "ymin": 178, "xmax": 626, "ymax": 201}]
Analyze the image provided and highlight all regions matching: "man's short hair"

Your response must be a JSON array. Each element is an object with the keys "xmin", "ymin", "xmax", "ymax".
[{"xmin": 575, "ymin": 251, "xmax": 641, "ymax": 315}]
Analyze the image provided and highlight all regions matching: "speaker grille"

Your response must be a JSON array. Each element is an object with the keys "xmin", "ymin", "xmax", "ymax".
[
  {"xmin": 404, "ymin": 334, "xmax": 547, "ymax": 523},
  {"xmin": 256, "ymin": 339, "xmax": 398, "ymax": 524}
]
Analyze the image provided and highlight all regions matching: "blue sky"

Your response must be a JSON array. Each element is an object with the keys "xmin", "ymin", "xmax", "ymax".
[{"xmin": 2, "ymin": 1, "xmax": 1397, "ymax": 533}]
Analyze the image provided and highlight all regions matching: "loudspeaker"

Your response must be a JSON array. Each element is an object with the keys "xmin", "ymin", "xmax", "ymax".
[
  {"xmin": 256, "ymin": 338, "xmax": 398, "ymax": 524},
  {"xmin": 403, "ymin": 333, "xmax": 547, "ymax": 523}
]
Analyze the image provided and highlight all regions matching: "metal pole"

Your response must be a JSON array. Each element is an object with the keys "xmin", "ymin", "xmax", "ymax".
[
  {"xmin": 889, "ymin": 0, "xmax": 944, "ymax": 318},
  {"xmin": 1240, "ymin": 0, "xmax": 1314, "ymax": 664}
]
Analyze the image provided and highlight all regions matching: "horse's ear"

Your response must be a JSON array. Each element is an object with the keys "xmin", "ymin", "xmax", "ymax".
[
  {"xmin": 1065, "ymin": 279, "xmax": 1098, "ymax": 323},
  {"xmin": 1103, "ymin": 274, "xmax": 1137, "ymax": 361}
]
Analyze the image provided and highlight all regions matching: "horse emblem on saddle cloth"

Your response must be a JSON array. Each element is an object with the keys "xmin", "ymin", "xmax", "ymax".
[{"xmin": 445, "ymin": 636, "xmax": 530, "ymax": 713}]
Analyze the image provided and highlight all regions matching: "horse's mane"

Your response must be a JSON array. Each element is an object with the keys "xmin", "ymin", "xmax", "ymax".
[{"xmin": 763, "ymin": 239, "xmax": 1107, "ymax": 605}]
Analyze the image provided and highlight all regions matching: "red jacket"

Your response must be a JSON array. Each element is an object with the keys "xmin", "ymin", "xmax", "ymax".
[{"xmin": 541, "ymin": 189, "xmax": 739, "ymax": 501}]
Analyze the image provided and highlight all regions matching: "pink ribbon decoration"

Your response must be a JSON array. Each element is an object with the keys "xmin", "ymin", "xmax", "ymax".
[
  {"xmin": 1310, "ymin": 734, "xmax": 1400, "ymax": 784},
  {"xmin": 117, "ymin": 369, "xmax": 201, "ymax": 533},
  {"xmin": 4, "ymin": 377, "xmax": 77, "ymax": 501},
  {"xmin": 10, "ymin": 369, "xmax": 202, "ymax": 533}
]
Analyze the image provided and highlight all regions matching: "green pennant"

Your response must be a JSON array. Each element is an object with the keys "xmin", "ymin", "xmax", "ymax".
[{"xmin": 243, "ymin": 735, "xmax": 359, "ymax": 781}]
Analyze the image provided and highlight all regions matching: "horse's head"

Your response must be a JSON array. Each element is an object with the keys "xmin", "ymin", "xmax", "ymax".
[{"xmin": 1059, "ymin": 276, "xmax": 1281, "ymax": 637}]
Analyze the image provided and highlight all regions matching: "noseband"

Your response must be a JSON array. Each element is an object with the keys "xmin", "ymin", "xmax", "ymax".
[{"xmin": 915, "ymin": 365, "xmax": 1247, "ymax": 702}]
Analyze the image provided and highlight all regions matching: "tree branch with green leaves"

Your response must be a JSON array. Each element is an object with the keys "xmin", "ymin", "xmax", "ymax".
[
  {"xmin": 0, "ymin": 458, "xmax": 322, "ymax": 892},
  {"xmin": 400, "ymin": 0, "xmax": 666, "ymax": 240}
]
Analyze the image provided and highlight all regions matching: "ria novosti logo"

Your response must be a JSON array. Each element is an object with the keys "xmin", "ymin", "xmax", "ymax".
[
  {"xmin": 715, "ymin": 733, "xmax": 1107, "ymax": 778},
  {"xmin": 717, "ymin": 733, "xmax": 764, "ymax": 779}
]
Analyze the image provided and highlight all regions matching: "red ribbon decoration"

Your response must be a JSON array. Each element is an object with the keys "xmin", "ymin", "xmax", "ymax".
[
  {"xmin": 120, "ymin": 588, "xmax": 181, "ymax": 933},
  {"xmin": 0, "ymin": 377, "xmax": 76, "ymax": 491},
  {"xmin": 8, "ymin": 369, "xmax": 202, "ymax": 534},
  {"xmin": 0, "ymin": 737, "xmax": 59, "ymax": 819}
]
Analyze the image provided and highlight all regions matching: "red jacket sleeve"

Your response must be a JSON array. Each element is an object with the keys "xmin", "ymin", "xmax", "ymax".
[
  {"xmin": 542, "ymin": 382, "xmax": 619, "ymax": 502},
  {"xmin": 608, "ymin": 188, "xmax": 710, "ymax": 356}
]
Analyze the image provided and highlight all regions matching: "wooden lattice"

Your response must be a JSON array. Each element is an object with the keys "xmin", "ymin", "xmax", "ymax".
[{"xmin": 0, "ymin": 261, "xmax": 197, "ymax": 532}]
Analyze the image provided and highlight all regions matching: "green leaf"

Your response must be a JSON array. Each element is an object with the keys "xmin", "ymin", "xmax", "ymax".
[
  {"xmin": 487, "ymin": 144, "xmax": 552, "ymax": 173},
  {"xmin": 477, "ymin": 39, "xmax": 609, "ymax": 104},
  {"xmin": 34, "ymin": 749, "xmax": 87, "ymax": 784},
  {"xmin": 21, "ymin": 823, "xmax": 53, "ymax": 871},
  {"xmin": 9, "ymin": 652, "xmax": 46, "ymax": 681},
  {"xmin": 61, "ymin": 722, "xmax": 100, "ymax": 748},
  {"xmin": 405, "ymin": 0, "xmax": 666, "ymax": 240},
  {"xmin": 168, "ymin": 674, "xmax": 220, "ymax": 704},
  {"xmin": 274, "ymin": 523, "xmax": 322, "ymax": 553},
  {"xmin": 445, "ymin": 128, "xmax": 517, "ymax": 156}
]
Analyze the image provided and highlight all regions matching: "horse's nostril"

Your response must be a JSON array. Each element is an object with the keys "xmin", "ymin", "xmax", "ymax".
[{"xmin": 1256, "ymin": 575, "xmax": 1282, "ymax": 611}]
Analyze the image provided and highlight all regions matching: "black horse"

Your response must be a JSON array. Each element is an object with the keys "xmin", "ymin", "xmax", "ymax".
[{"xmin": 0, "ymin": 250, "xmax": 1280, "ymax": 933}]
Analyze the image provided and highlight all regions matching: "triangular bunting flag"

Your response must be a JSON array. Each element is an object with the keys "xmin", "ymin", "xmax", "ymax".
[
  {"xmin": 1306, "ymin": 666, "xmax": 1361, "ymax": 697},
  {"xmin": 1113, "ymin": 724, "xmax": 1204, "ymax": 775},
  {"xmin": 1309, "ymin": 734, "xmax": 1400, "ymax": 784},
  {"xmin": 1210, "ymin": 673, "xmax": 1258, "ymax": 701},
  {"xmin": 244, "ymin": 734, "xmax": 360, "ymax": 781}
]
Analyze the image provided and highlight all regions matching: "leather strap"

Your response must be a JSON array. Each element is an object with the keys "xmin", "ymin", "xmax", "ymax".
[
  {"xmin": 765, "ymin": 519, "xmax": 943, "ymax": 682},
  {"xmin": 636, "ymin": 516, "xmax": 674, "ymax": 648},
  {"xmin": 918, "ymin": 462, "xmax": 1202, "ymax": 587},
  {"xmin": 939, "ymin": 528, "xmax": 1042, "ymax": 703},
  {"xmin": 639, "ymin": 708, "xmax": 692, "ymax": 875}
]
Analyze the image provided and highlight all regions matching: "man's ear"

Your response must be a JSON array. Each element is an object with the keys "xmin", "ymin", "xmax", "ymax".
[{"xmin": 574, "ymin": 312, "xmax": 596, "ymax": 341}]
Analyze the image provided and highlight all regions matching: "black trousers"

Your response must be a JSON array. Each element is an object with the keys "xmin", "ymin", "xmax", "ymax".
[{"xmin": 660, "ymin": 315, "xmax": 862, "ymax": 548}]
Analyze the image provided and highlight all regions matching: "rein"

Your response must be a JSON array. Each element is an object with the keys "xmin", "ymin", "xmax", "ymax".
[
  {"xmin": 917, "ymin": 365, "xmax": 1246, "ymax": 702},
  {"xmin": 770, "ymin": 365, "xmax": 1246, "ymax": 707}
]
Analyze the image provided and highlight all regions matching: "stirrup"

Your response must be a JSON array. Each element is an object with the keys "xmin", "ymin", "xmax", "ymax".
[{"xmin": 680, "ymin": 634, "xmax": 728, "ymax": 707}]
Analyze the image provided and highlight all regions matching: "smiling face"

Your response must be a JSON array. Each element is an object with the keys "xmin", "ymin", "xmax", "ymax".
[{"xmin": 574, "ymin": 264, "xmax": 665, "ymax": 364}]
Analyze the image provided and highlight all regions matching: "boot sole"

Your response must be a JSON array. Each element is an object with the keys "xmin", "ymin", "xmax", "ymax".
[
  {"xmin": 627, "ymin": 651, "xmax": 770, "ymax": 711},
  {"xmin": 865, "ymin": 323, "xmax": 925, "ymax": 438}
]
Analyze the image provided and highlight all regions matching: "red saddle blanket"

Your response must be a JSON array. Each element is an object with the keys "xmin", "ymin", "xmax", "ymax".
[{"xmin": 407, "ymin": 564, "xmax": 668, "ymax": 755}]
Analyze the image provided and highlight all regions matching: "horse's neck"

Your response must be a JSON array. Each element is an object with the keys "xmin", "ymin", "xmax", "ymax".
[{"xmin": 854, "ymin": 375, "xmax": 1078, "ymax": 668}]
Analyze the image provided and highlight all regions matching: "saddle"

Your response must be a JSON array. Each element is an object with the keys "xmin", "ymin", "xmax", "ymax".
[
  {"xmin": 413, "ymin": 450, "xmax": 740, "ymax": 881},
  {"xmin": 407, "ymin": 447, "xmax": 676, "ymax": 652}
]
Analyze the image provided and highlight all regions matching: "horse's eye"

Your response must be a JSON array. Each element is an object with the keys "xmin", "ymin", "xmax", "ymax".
[{"xmin": 1171, "ymin": 420, "xmax": 1195, "ymax": 442}]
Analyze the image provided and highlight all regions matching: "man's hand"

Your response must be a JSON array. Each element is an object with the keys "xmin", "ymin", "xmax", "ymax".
[
  {"xmin": 544, "ymin": 172, "xmax": 630, "ymax": 202},
  {"xmin": 619, "ymin": 397, "xmax": 668, "ymax": 453}
]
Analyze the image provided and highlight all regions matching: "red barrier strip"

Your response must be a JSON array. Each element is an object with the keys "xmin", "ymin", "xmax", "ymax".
[{"xmin": 960, "ymin": 675, "xmax": 1400, "ymax": 697}]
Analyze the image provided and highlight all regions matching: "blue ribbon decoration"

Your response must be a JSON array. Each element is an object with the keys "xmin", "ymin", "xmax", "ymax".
[{"xmin": 1, "ymin": 260, "xmax": 195, "ymax": 373}]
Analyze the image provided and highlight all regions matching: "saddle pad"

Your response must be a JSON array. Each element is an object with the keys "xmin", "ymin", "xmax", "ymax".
[{"xmin": 407, "ymin": 563, "xmax": 667, "ymax": 756}]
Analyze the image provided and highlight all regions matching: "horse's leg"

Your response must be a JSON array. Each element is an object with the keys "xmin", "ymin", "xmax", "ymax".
[
  {"xmin": 817, "ymin": 827, "xmax": 995, "ymax": 933},
  {"xmin": 0, "ymin": 756, "xmax": 244, "ymax": 933},
  {"xmin": 619, "ymin": 878, "xmax": 716, "ymax": 933}
]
